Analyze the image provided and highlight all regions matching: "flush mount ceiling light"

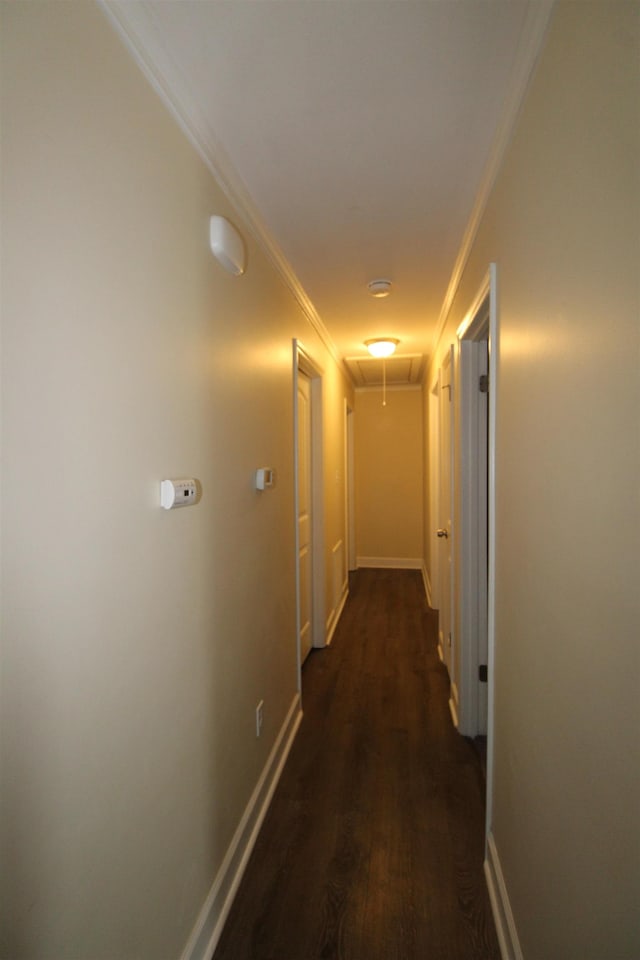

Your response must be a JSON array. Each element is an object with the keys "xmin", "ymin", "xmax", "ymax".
[
  {"xmin": 367, "ymin": 279, "xmax": 392, "ymax": 298},
  {"xmin": 365, "ymin": 337, "xmax": 400, "ymax": 358}
]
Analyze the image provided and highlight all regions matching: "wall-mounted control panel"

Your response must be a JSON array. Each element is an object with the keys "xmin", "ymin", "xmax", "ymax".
[
  {"xmin": 255, "ymin": 468, "xmax": 275, "ymax": 491},
  {"xmin": 160, "ymin": 478, "xmax": 197, "ymax": 510}
]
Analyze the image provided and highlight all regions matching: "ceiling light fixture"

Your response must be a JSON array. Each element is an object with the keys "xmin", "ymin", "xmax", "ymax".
[
  {"xmin": 365, "ymin": 337, "xmax": 399, "ymax": 358},
  {"xmin": 368, "ymin": 279, "xmax": 392, "ymax": 298}
]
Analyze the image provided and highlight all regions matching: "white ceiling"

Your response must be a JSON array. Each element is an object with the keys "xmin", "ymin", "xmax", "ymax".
[{"xmin": 105, "ymin": 0, "xmax": 551, "ymax": 381}]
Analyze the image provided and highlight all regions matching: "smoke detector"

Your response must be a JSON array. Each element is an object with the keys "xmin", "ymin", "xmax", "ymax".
[{"xmin": 367, "ymin": 279, "xmax": 392, "ymax": 298}]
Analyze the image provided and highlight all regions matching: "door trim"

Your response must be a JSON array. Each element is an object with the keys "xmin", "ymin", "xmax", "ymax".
[
  {"xmin": 456, "ymin": 263, "xmax": 498, "ymax": 847},
  {"xmin": 346, "ymin": 402, "xmax": 356, "ymax": 572},
  {"xmin": 457, "ymin": 301, "xmax": 489, "ymax": 738},
  {"xmin": 437, "ymin": 347, "xmax": 455, "ymax": 687},
  {"xmin": 429, "ymin": 374, "xmax": 441, "ymax": 611},
  {"xmin": 293, "ymin": 341, "xmax": 325, "ymax": 688}
]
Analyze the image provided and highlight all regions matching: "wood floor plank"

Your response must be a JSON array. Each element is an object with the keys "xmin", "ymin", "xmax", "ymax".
[{"xmin": 212, "ymin": 569, "xmax": 500, "ymax": 960}]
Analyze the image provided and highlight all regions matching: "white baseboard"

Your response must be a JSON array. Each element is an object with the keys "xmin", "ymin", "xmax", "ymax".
[
  {"xmin": 325, "ymin": 584, "xmax": 349, "ymax": 646},
  {"xmin": 180, "ymin": 693, "xmax": 303, "ymax": 960},
  {"xmin": 448, "ymin": 682, "xmax": 459, "ymax": 728},
  {"xmin": 448, "ymin": 698, "xmax": 459, "ymax": 728},
  {"xmin": 421, "ymin": 562, "xmax": 433, "ymax": 607},
  {"xmin": 484, "ymin": 832, "xmax": 524, "ymax": 960},
  {"xmin": 356, "ymin": 556, "xmax": 423, "ymax": 570}
]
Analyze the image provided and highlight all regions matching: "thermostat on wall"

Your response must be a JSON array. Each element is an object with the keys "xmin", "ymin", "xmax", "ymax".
[
  {"xmin": 160, "ymin": 478, "xmax": 198, "ymax": 510},
  {"xmin": 255, "ymin": 468, "xmax": 275, "ymax": 491}
]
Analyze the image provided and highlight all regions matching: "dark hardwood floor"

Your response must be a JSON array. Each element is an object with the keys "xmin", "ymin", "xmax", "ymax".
[{"xmin": 212, "ymin": 569, "xmax": 499, "ymax": 960}]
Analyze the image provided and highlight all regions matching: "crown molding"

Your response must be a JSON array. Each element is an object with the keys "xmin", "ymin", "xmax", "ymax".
[
  {"xmin": 99, "ymin": 0, "xmax": 553, "ymax": 375},
  {"xmin": 431, "ymin": 0, "xmax": 555, "ymax": 357},
  {"xmin": 99, "ymin": 1, "xmax": 341, "ymax": 365}
]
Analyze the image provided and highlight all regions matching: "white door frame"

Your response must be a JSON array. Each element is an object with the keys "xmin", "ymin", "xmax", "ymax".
[
  {"xmin": 293, "ymin": 341, "xmax": 325, "ymax": 687},
  {"xmin": 345, "ymin": 402, "xmax": 356, "ymax": 571},
  {"xmin": 456, "ymin": 263, "xmax": 498, "ymax": 844},
  {"xmin": 456, "ymin": 304, "xmax": 489, "ymax": 738},
  {"xmin": 436, "ymin": 348, "xmax": 455, "ymax": 702},
  {"xmin": 429, "ymin": 375, "xmax": 441, "ymax": 610}
]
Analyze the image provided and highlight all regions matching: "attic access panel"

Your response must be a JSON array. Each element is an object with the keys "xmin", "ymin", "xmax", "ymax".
[{"xmin": 344, "ymin": 354, "xmax": 425, "ymax": 388}]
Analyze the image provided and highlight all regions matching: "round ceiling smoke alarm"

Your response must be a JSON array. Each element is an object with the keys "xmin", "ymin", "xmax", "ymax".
[{"xmin": 367, "ymin": 279, "xmax": 392, "ymax": 298}]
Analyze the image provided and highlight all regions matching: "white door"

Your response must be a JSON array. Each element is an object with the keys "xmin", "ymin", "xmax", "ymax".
[
  {"xmin": 477, "ymin": 340, "xmax": 489, "ymax": 735},
  {"xmin": 297, "ymin": 371, "xmax": 313, "ymax": 664},
  {"xmin": 456, "ymin": 264, "xmax": 499, "ymax": 841},
  {"xmin": 437, "ymin": 348, "xmax": 454, "ymax": 695},
  {"xmin": 458, "ymin": 305, "xmax": 491, "ymax": 737}
]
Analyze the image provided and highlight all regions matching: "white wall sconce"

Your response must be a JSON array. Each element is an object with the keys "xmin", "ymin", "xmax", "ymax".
[{"xmin": 209, "ymin": 215, "xmax": 246, "ymax": 275}]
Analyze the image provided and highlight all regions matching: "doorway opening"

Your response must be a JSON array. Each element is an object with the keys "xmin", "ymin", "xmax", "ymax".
[
  {"xmin": 346, "ymin": 403, "xmax": 356, "ymax": 572},
  {"xmin": 435, "ymin": 348, "xmax": 456, "ymax": 724},
  {"xmin": 456, "ymin": 264, "xmax": 498, "ymax": 845},
  {"xmin": 293, "ymin": 341, "xmax": 325, "ymax": 688}
]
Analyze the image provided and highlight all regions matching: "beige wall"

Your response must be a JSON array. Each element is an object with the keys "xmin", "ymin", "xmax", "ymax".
[
  {"xmin": 0, "ymin": 4, "xmax": 352, "ymax": 958},
  {"xmin": 354, "ymin": 387, "xmax": 424, "ymax": 566},
  {"xmin": 427, "ymin": 3, "xmax": 639, "ymax": 957}
]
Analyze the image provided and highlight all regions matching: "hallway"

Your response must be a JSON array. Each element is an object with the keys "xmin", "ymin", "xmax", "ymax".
[{"xmin": 212, "ymin": 569, "xmax": 499, "ymax": 960}]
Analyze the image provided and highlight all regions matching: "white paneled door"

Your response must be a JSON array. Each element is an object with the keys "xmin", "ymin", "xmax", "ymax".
[
  {"xmin": 297, "ymin": 370, "xmax": 313, "ymax": 664},
  {"xmin": 438, "ymin": 348, "xmax": 455, "ymax": 719}
]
